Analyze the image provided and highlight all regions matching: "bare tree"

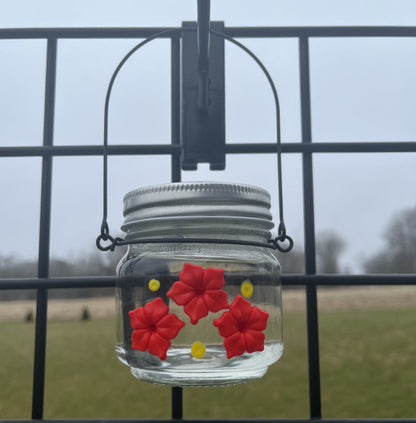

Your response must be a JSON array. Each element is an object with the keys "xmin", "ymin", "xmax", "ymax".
[
  {"xmin": 364, "ymin": 206, "xmax": 416, "ymax": 273},
  {"xmin": 316, "ymin": 230, "xmax": 346, "ymax": 274}
]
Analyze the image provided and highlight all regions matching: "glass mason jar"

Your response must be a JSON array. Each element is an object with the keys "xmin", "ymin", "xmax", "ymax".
[{"xmin": 115, "ymin": 182, "xmax": 283, "ymax": 386}]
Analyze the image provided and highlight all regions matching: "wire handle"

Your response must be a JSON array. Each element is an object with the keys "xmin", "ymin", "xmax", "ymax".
[{"xmin": 96, "ymin": 27, "xmax": 293, "ymax": 254}]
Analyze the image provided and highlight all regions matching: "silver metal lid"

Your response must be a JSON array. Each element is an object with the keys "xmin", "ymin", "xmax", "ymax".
[{"xmin": 121, "ymin": 182, "xmax": 274, "ymax": 235}]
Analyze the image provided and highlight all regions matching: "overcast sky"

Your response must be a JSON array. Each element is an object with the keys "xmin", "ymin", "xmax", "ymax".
[{"xmin": 0, "ymin": 0, "xmax": 415, "ymax": 273}]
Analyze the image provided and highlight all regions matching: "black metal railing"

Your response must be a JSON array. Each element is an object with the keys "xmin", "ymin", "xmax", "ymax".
[{"xmin": 0, "ymin": 25, "xmax": 416, "ymax": 423}]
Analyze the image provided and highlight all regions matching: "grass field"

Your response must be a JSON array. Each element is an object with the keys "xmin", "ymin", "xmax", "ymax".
[{"xmin": 1, "ymin": 297, "xmax": 415, "ymax": 419}]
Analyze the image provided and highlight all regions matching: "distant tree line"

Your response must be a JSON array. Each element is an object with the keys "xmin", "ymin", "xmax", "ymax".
[
  {"xmin": 0, "ymin": 248, "xmax": 124, "ymax": 301},
  {"xmin": 274, "ymin": 205, "xmax": 416, "ymax": 275},
  {"xmin": 1, "ymin": 206, "xmax": 414, "ymax": 300}
]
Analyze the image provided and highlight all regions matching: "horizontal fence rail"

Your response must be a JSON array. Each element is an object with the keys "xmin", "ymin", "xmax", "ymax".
[
  {"xmin": 1, "ymin": 274, "xmax": 416, "ymax": 290},
  {"xmin": 1, "ymin": 26, "xmax": 416, "ymax": 38},
  {"xmin": 0, "ymin": 142, "xmax": 416, "ymax": 157},
  {"xmin": 0, "ymin": 24, "xmax": 415, "ymax": 423},
  {"xmin": 3, "ymin": 420, "xmax": 416, "ymax": 423}
]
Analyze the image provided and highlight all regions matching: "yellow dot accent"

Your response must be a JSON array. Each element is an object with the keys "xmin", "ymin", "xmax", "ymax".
[
  {"xmin": 191, "ymin": 341, "xmax": 206, "ymax": 359},
  {"xmin": 240, "ymin": 279, "xmax": 254, "ymax": 298},
  {"xmin": 148, "ymin": 279, "xmax": 161, "ymax": 292}
]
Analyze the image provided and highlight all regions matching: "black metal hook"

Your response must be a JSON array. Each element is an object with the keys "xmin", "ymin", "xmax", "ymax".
[
  {"xmin": 96, "ymin": 232, "xmax": 124, "ymax": 252},
  {"xmin": 268, "ymin": 221, "xmax": 293, "ymax": 252}
]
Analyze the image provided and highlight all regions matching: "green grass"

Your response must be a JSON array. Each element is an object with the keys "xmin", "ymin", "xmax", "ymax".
[{"xmin": 0, "ymin": 307, "xmax": 415, "ymax": 419}]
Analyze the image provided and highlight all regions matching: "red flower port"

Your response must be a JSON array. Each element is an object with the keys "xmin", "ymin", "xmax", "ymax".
[
  {"xmin": 213, "ymin": 294, "xmax": 269, "ymax": 359},
  {"xmin": 167, "ymin": 263, "xmax": 229, "ymax": 325},
  {"xmin": 129, "ymin": 297, "xmax": 185, "ymax": 360}
]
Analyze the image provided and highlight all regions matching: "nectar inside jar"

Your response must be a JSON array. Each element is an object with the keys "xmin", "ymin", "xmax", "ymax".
[{"xmin": 115, "ymin": 182, "xmax": 283, "ymax": 386}]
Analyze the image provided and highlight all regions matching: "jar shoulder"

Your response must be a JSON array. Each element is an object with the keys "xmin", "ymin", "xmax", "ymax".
[{"xmin": 117, "ymin": 244, "xmax": 280, "ymax": 279}]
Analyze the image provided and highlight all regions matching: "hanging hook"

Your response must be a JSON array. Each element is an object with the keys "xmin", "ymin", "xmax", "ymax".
[{"xmin": 97, "ymin": 25, "xmax": 294, "ymax": 254}]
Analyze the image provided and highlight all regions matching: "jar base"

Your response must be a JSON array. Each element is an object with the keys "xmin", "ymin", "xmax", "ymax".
[
  {"xmin": 118, "ymin": 343, "xmax": 283, "ymax": 387},
  {"xmin": 130, "ymin": 365, "xmax": 268, "ymax": 387}
]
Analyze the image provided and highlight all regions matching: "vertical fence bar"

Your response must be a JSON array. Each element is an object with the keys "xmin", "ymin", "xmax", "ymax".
[
  {"xmin": 299, "ymin": 36, "xmax": 322, "ymax": 419},
  {"xmin": 32, "ymin": 37, "xmax": 57, "ymax": 419},
  {"xmin": 171, "ymin": 35, "xmax": 182, "ymax": 185},
  {"xmin": 172, "ymin": 386, "xmax": 183, "ymax": 420},
  {"xmin": 171, "ymin": 34, "xmax": 183, "ymax": 420}
]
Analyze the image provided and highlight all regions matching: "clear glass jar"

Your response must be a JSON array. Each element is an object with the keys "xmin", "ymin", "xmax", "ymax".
[{"xmin": 115, "ymin": 182, "xmax": 283, "ymax": 386}]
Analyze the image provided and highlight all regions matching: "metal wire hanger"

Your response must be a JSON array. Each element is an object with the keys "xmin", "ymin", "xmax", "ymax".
[{"xmin": 96, "ymin": 26, "xmax": 294, "ymax": 254}]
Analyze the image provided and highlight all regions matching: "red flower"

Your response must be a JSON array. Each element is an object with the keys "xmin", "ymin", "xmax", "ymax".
[
  {"xmin": 167, "ymin": 263, "xmax": 229, "ymax": 325},
  {"xmin": 129, "ymin": 297, "xmax": 185, "ymax": 360},
  {"xmin": 213, "ymin": 295, "xmax": 269, "ymax": 359}
]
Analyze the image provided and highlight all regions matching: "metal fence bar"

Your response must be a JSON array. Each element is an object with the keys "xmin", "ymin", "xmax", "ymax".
[
  {"xmin": 0, "ymin": 145, "xmax": 181, "ymax": 157},
  {"xmin": 226, "ymin": 142, "xmax": 416, "ymax": 154},
  {"xmin": 171, "ymin": 36, "xmax": 182, "ymax": 185},
  {"xmin": 0, "ymin": 27, "xmax": 178, "ymax": 39},
  {"xmin": 1, "ymin": 142, "xmax": 415, "ymax": 158},
  {"xmin": 3, "ymin": 419, "xmax": 416, "ymax": 423},
  {"xmin": 1, "ymin": 275, "xmax": 415, "ymax": 291},
  {"xmin": 225, "ymin": 26, "xmax": 416, "ymax": 38},
  {"xmin": 170, "ymin": 34, "xmax": 183, "ymax": 420},
  {"xmin": 31, "ymin": 37, "xmax": 57, "ymax": 420},
  {"xmin": 1, "ymin": 26, "xmax": 416, "ymax": 39},
  {"xmin": 299, "ymin": 35, "xmax": 322, "ymax": 419},
  {"xmin": 172, "ymin": 387, "xmax": 183, "ymax": 421}
]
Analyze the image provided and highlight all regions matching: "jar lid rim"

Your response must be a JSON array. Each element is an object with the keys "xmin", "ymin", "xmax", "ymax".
[
  {"xmin": 124, "ymin": 182, "xmax": 271, "ymax": 216},
  {"xmin": 122, "ymin": 182, "xmax": 273, "ymax": 236}
]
